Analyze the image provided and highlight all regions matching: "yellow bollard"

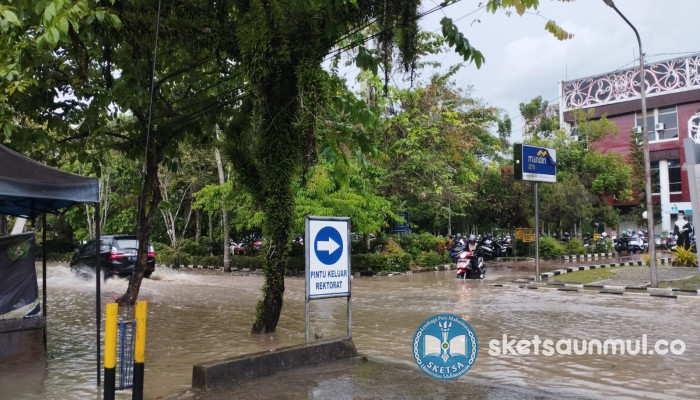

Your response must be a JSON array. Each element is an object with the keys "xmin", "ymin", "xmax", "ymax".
[
  {"xmin": 133, "ymin": 301, "xmax": 147, "ymax": 400},
  {"xmin": 104, "ymin": 303, "xmax": 118, "ymax": 400}
]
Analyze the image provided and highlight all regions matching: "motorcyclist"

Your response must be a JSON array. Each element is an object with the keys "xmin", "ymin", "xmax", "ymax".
[
  {"xmin": 466, "ymin": 234, "xmax": 479, "ymax": 253},
  {"xmin": 466, "ymin": 234, "xmax": 485, "ymax": 277}
]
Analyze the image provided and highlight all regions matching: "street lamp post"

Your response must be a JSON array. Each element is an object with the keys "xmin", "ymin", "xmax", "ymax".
[{"xmin": 603, "ymin": 0, "xmax": 658, "ymax": 287}]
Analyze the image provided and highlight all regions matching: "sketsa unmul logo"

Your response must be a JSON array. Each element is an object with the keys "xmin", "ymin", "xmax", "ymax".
[
  {"xmin": 7, "ymin": 240, "xmax": 31, "ymax": 261},
  {"xmin": 412, "ymin": 314, "xmax": 478, "ymax": 380}
]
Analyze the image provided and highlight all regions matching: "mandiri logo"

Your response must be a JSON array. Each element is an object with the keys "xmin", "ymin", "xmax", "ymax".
[{"xmin": 412, "ymin": 314, "xmax": 478, "ymax": 380}]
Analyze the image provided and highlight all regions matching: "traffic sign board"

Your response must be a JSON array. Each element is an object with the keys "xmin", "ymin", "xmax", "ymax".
[
  {"xmin": 306, "ymin": 216, "xmax": 350, "ymax": 298},
  {"xmin": 514, "ymin": 144, "xmax": 557, "ymax": 183},
  {"xmin": 315, "ymin": 226, "xmax": 343, "ymax": 265}
]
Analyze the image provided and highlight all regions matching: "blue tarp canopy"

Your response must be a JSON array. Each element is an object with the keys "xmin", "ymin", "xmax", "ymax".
[
  {"xmin": 0, "ymin": 144, "xmax": 98, "ymax": 217},
  {"xmin": 0, "ymin": 143, "xmax": 102, "ymax": 382}
]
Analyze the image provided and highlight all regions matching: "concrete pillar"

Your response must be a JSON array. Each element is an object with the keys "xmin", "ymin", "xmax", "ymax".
[{"xmin": 659, "ymin": 159, "xmax": 671, "ymax": 233}]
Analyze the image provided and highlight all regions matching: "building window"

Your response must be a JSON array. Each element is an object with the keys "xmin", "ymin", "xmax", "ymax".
[
  {"xmin": 636, "ymin": 106, "xmax": 678, "ymax": 142},
  {"xmin": 651, "ymin": 159, "xmax": 682, "ymax": 194}
]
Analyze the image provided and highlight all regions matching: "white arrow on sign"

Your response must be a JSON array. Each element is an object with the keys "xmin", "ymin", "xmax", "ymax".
[{"xmin": 317, "ymin": 237, "xmax": 340, "ymax": 254}]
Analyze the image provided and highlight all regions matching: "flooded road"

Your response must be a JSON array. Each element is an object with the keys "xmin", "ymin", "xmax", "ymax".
[{"xmin": 1, "ymin": 261, "xmax": 698, "ymax": 400}]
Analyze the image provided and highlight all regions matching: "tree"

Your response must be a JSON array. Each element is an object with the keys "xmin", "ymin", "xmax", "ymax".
[
  {"xmin": 375, "ymin": 67, "xmax": 506, "ymax": 235},
  {"xmin": 1, "ymin": 1, "xmax": 242, "ymax": 305},
  {"xmin": 2, "ymin": 0, "xmax": 572, "ymax": 332},
  {"xmin": 520, "ymin": 95, "xmax": 559, "ymax": 139}
]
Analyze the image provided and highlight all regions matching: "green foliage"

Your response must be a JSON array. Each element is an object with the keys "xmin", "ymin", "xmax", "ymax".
[
  {"xmin": 670, "ymin": 246, "xmax": 698, "ymax": 267},
  {"xmin": 230, "ymin": 255, "xmax": 265, "ymax": 271},
  {"xmin": 538, "ymin": 236, "xmax": 566, "ymax": 259},
  {"xmin": 351, "ymin": 253, "xmax": 412, "ymax": 275},
  {"xmin": 416, "ymin": 251, "xmax": 446, "ymax": 268},
  {"xmin": 593, "ymin": 238, "xmax": 613, "ymax": 253},
  {"xmin": 565, "ymin": 238, "xmax": 587, "ymax": 255},
  {"xmin": 153, "ymin": 242, "xmax": 177, "ymax": 265},
  {"xmin": 376, "ymin": 71, "xmax": 505, "ymax": 233},
  {"xmin": 582, "ymin": 151, "xmax": 632, "ymax": 201},
  {"xmin": 293, "ymin": 161, "xmax": 395, "ymax": 236},
  {"xmin": 440, "ymin": 18, "xmax": 484, "ymax": 67},
  {"xmin": 48, "ymin": 252, "xmax": 73, "ymax": 262},
  {"xmin": 179, "ymin": 238, "xmax": 211, "ymax": 258},
  {"xmin": 397, "ymin": 233, "xmax": 443, "ymax": 259},
  {"xmin": 519, "ymin": 96, "xmax": 559, "ymax": 139}
]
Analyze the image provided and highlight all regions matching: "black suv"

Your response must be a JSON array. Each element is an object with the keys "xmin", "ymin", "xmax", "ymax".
[{"xmin": 70, "ymin": 235, "xmax": 156, "ymax": 279}]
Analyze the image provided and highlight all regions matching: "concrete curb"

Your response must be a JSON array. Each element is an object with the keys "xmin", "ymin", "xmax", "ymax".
[
  {"xmin": 562, "ymin": 253, "xmax": 614, "ymax": 261},
  {"xmin": 192, "ymin": 337, "xmax": 357, "ymax": 391}
]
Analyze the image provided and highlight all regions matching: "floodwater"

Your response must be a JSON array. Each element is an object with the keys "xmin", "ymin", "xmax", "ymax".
[{"xmin": 1, "ymin": 260, "xmax": 699, "ymax": 400}]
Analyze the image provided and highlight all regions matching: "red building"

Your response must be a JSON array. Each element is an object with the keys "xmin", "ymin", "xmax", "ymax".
[{"xmin": 558, "ymin": 53, "xmax": 700, "ymax": 234}]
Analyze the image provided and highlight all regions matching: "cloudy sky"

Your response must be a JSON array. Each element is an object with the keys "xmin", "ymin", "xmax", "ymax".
[{"xmin": 391, "ymin": 0, "xmax": 700, "ymax": 142}]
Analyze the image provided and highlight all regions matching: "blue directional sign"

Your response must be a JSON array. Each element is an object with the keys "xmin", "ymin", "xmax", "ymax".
[
  {"xmin": 315, "ymin": 226, "xmax": 343, "ymax": 265},
  {"xmin": 305, "ymin": 216, "xmax": 350, "ymax": 298},
  {"xmin": 514, "ymin": 144, "xmax": 557, "ymax": 183}
]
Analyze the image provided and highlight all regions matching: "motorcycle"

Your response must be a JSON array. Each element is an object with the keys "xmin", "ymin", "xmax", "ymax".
[
  {"xmin": 229, "ymin": 241, "xmax": 245, "ymax": 256},
  {"xmin": 477, "ymin": 235, "xmax": 498, "ymax": 259},
  {"xmin": 448, "ymin": 237, "xmax": 466, "ymax": 261},
  {"xmin": 455, "ymin": 249, "xmax": 486, "ymax": 279},
  {"xmin": 661, "ymin": 234, "xmax": 676, "ymax": 251},
  {"xmin": 614, "ymin": 232, "xmax": 643, "ymax": 254}
]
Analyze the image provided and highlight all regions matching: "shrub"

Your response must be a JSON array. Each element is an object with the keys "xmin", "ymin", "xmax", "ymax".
[
  {"xmin": 153, "ymin": 242, "xmax": 177, "ymax": 265},
  {"xmin": 382, "ymin": 237, "xmax": 403, "ymax": 254},
  {"xmin": 195, "ymin": 255, "xmax": 222, "ymax": 267},
  {"xmin": 670, "ymin": 245, "xmax": 698, "ymax": 267},
  {"xmin": 230, "ymin": 255, "xmax": 265, "ymax": 270},
  {"xmin": 398, "ymin": 233, "xmax": 443, "ymax": 259},
  {"xmin": 351, "ymin": 253, "xmax": 412, "ymax": 275},
  {"xmin": 286, "ymin": 256, "xmax": 305, "ymax": 275},
  {"xmin": 416, "ymin": 251, "xmax": 444, "ymax": 268},
  {"xmin": 179, "ymin": 238, "xmax": 211, "ymax": 258},
  {"xmin": 565, "ymin": 238, "xmax": 587, "ymax": 255},
  {"xmin": 48, "ymin": 252, "xmax": 73, "ymax": 262},
  {"xmin": 592, "ymin": 238, "xmax": 613, "ymax": 253},
  {"xmin": 538, "ymin": 236, "xmax": 566, "ymax": 259}
]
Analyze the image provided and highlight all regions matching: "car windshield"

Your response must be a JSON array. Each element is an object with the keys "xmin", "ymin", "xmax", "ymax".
[{"xmin": 115, "ymin": 238, "xmax": 139, "ymax": 250}]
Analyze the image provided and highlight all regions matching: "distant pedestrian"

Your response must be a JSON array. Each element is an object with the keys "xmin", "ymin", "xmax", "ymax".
[{"xmin": 674, "ymin": 213, "xmax": 692, "ymax": 249}]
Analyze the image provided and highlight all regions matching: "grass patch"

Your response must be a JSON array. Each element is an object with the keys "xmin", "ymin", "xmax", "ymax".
[
  {"xmin": 551, "ymin": 267, "xmax": 620, "ymax": 284},
  {"xmin": 658, "ymin": 275, "xmax": 700, "ymax": 290}
]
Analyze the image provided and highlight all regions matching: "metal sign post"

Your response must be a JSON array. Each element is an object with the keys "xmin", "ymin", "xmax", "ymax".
[
  {"xmin": 514, "ymin": 144, "xmax": 557, "ymax": 282},
  {"xmin": 305, "ymin": 216, "xmax": 351, "ymax": 343}
]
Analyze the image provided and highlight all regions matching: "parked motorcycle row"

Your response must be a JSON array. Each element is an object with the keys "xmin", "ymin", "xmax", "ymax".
[{"xmin": 612, "ymin": 230, "xmax": 649, "ymax": 255}]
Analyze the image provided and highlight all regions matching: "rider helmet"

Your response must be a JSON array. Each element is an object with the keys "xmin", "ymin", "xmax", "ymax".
[{"xmin": 468, "ymin": 234, "xmax": 476, "ymax": 243}]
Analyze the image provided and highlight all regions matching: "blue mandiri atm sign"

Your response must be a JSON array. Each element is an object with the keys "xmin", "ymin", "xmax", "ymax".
[{"xmin": 514, "ymin": 144, "xmax": 557, "ymax": 183}]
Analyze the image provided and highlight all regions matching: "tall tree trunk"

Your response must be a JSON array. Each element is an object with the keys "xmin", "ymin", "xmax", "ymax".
[
  {"xmin": 251, "ymin": 162, "xmax": 294, "ymax": 333},
  {"xmin": 195, "ymin": 209, "xmax": 201, "ymax": 243},
  {"xmin": 249, "ymin": 77, "xmax": 299, "ymax": 334},
  {"xmin": 215, "ymin": 148, "xmax": 231, "ymax": 272},
  {"xmin": 117, "ymin": 141, "xmax": 162, "ymax": 305}
]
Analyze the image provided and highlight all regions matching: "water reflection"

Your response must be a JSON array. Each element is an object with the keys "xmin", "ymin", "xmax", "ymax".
[{"xmin": 1, "ymin": 264, "xmax": 698, "ymax": 399}]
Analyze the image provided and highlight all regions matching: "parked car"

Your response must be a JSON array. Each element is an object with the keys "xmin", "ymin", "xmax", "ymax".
[{"xmin": 70, "ymin": 235, "xmax": 155, "ymax": 279}]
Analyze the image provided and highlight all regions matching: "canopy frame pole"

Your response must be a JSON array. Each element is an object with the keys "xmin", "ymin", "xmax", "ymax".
[
  {"xmin": 95, "ymin": 202, "xmax": 101, "ymax": 386},
  {"xmin": 42, "ymin": 213, "xmax": 47, "ymax": 350}
]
